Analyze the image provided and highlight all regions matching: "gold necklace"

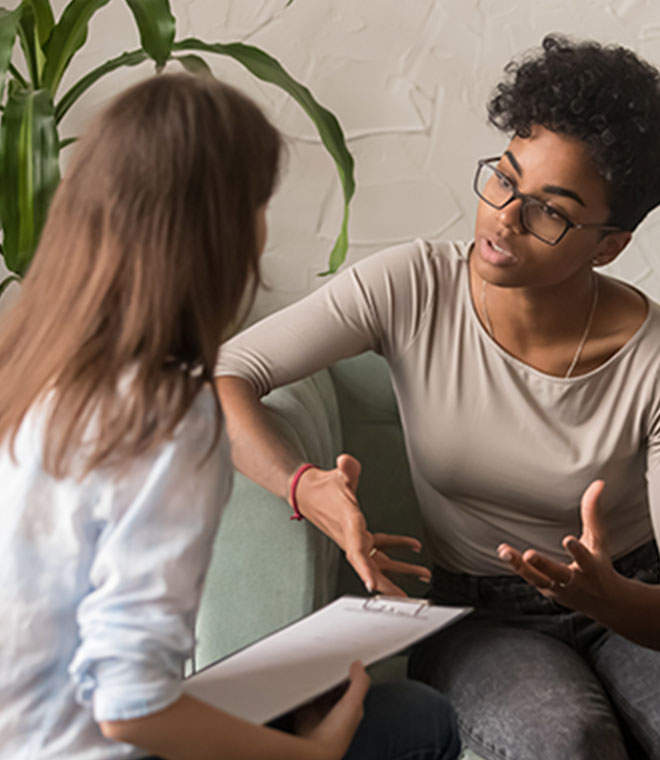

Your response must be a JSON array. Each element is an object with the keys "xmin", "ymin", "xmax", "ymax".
[{"xmin": 480, "ymin": 276, "xmax": 599, "ymax": 378}]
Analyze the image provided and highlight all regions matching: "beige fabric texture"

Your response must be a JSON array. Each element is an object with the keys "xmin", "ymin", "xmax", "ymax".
[{"xmin": 216, "ymin": 239, "xmax": 660, "ymax": 575}]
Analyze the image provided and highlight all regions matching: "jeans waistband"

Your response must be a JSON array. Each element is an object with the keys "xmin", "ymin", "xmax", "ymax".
[
  {"xmin": 430, "ymin": 540, "xmax": 659, "ymax": 612},
  {"xmin": 612, "ymin": 539, "xmax": 659, "ymax": 575}
]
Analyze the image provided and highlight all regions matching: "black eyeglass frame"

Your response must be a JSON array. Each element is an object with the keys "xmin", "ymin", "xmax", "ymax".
[{"xmin": 474, "ymin": 156, "xmax": 623, "ymax": 245}]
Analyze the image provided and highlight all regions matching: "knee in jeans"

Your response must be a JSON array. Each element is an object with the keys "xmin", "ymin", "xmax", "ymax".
[
  {"xmin": 550, "ymin": 715, "xmax": 625, "ymax": 760},
  {"xmin": 458, "ymin": 708, "xmax": 625, "ymax": 760},
  {"xmin": 390, "ymin": 681, "xmax": 461, "ymax": 756}
]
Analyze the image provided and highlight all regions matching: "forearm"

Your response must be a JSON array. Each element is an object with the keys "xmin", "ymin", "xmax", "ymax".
[
  {"xmin": 100, "ymin": 694, "xmax": 329, "ymax": 760},
  {"xmin": 215, "ymin": 374, "xmax": 423, "ymax": 595},
  {"xmin": 216, "ymin": 375, "xmax": 302, "ymax": 501},
  {"xmin": 595, "ymin": 574, "xmax": 660, "ymax": 650}
]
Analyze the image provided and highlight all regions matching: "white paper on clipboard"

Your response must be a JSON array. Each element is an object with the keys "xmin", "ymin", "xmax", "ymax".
[{"xmin": 184, "ymin": 595, "xmax": 470, "ymax": 724}]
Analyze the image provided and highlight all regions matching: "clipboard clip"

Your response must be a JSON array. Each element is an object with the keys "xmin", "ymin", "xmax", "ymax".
[{"xmin": 362, "ymin": 595, "xmax": 430, "ymax": 619}]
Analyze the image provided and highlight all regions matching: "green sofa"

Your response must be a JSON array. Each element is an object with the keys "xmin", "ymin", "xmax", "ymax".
[{"xmin": 194, "ymin": 351, "xmax": 480, "ymax": 760}]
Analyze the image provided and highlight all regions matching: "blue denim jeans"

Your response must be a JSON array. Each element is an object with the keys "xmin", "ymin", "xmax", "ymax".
[
  {"xmin": 142, "ymin": 680, "xmax": 460, "ymax": 760},
  {"xmin": 408, "ymin": 541, "xmax": 660, "ymax": 760},
  {"xmin": 343, "ymin": 680, "xmax": 460, "ymax": 760}
]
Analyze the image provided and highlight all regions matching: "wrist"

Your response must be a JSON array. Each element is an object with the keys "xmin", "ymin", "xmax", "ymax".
[
  {"xmin": 587, "ymin": 568, "xmax": 634, "ymax": 628},
  {"xmin": 288, "ymin": 463, "xmax": 318, "ymax": 521},
  {"xmin": 607, "ymin": 571, "xmax": 645, "ymax": 611}
]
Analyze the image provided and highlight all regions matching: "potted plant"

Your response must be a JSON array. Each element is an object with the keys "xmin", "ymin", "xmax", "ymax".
[{"xmin": 0, "ymin": 0, "xmax": 355, "ymax": 296}]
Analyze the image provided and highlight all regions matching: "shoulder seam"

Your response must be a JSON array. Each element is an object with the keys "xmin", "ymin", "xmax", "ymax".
[{"xmin": 394, "ymin": 238, "xmax": 442, "ymax": 358}]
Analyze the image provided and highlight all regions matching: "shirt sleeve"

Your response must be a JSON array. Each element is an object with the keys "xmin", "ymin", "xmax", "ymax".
[
  {"xmin": 215, "ymin": 239, "xmax": 437, "ymax": 397},
  {"xmin": 69, "ymin": 389, "xmax": 233, "ymax": 723}
]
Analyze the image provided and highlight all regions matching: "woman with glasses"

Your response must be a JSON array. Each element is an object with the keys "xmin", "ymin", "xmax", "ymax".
[{"xmin": 215, "ymin": 35, "xmax": 660, "ymax": 760}]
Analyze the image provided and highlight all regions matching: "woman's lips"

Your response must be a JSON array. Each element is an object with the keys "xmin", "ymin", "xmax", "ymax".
[{"xmin": 478, "ymin": 236, "xmax": 517, "ymax": 267}]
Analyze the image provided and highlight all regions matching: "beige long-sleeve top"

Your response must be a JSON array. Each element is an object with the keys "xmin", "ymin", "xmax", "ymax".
[{"xmin": 216, "ymin": 239, "xmax": 660, "ymax": 575}]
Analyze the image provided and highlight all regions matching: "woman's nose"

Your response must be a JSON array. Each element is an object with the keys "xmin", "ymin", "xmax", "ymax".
[{"xmin": 497, "ymin": 198, "xmax": 524, "ymax": 234}]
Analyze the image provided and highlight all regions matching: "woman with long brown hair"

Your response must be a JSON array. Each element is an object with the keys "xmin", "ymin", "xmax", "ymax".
[{"xmin": 0, "ymin": 74, "xmax": 459, "ymax": 760}]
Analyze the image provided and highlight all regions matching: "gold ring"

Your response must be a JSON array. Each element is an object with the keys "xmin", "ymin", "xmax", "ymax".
[{"xmin": 369, "ymin": 547, "xmax": 378, "ymax": 558}]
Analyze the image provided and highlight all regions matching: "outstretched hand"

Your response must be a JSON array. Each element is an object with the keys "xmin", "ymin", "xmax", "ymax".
[
  {"xmin": 295, "ymin": 454, "xmax": 431, "ymax": 596},
  {"xmin": 497, "ymin": 480, "xmax": 625, "ymax": 618}
]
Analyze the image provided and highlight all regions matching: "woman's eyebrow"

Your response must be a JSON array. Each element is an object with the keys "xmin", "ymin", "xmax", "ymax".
[
  {"xmin": 504, "ymin": 150, "xmax": 523, "ymax": 175},
  {"xmin": 505, "ymin": 149, "xmax": 585, "ymax": 206},
  {"xmin": 541, "ymin": 184, "xmax": 585, "ymax": 206}
]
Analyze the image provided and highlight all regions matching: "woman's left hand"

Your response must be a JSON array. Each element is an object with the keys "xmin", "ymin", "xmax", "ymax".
[{"xmin": 497, "ymin": 480, "xmax": 625, "ymax": 618}]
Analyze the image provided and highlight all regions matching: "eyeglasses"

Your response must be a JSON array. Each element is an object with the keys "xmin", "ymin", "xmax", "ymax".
[{"xmin": 473, "ymin": 157, "xmax": 622, "ymax": 245}]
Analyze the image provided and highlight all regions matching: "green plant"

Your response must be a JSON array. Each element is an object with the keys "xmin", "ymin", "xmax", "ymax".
[{"xmin": 0, "ymin": 0, "xmax": 355, "ymax": 295}]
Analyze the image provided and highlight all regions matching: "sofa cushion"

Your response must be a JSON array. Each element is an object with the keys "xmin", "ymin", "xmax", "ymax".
[
  {"xmin": 330, "ymin": 353, "xmax": 431, "ymax": 598},
  {"xmin": 194, "ymin": 370, "xmax": 342, "ymax": 670}
]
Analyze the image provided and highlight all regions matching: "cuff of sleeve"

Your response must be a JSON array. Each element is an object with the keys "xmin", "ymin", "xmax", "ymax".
[{"xmin": 93, "ymin": 678, "xmax": 182, "ymax": 722}]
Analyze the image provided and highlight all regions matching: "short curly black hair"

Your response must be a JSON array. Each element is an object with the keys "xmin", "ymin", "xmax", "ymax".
[{"xmin": 487, "ymin": 34, "xmax": 660, "ymax": 231}]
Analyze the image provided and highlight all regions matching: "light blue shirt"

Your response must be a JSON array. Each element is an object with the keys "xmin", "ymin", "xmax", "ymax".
[{"xmin": 0, "ymin": 387, "xmax": 232, "ymax": 759}]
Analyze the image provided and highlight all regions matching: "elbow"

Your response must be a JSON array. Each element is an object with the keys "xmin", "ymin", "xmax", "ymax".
[
  {"xmin": 99, "ymin": 719, "xmax": 139, "ymax": 745},
  {"xmin": 216, "ymin": 374, "xmax": 264, "ymax": 408},
  {"xmin": 99, "ymin": 720, "xmax": 124, "ymax": 741},
  {"xmin": 98, "ymin": 696, "xmax": 181, "ymax": 746},
  {"xmin": 216, "ymin": 374, "xmax": 258, "ymax": 395}
]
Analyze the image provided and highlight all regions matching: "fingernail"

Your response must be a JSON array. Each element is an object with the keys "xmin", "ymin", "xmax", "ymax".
[
  {"xmin": 418, "ymin": 576, "xmax": 430, "ymax": 583},
  {"xmin": 499, "ymin": 549, "xmax": 513, "ymax": 561},
  {"xmin": 365, "ymin": 582, "xmax": 374, "ymax": 593},
  {"xmin": 566, "ymin": 538, "xmax": 579, "ymax": 551}
]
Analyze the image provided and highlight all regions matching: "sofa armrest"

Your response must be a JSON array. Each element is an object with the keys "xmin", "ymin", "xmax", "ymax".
[{"xmin": 193, "ymin": 369, "xmax": 343, "ymax": 671}]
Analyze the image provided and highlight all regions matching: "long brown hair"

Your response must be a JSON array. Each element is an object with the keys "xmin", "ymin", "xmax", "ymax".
[{"xmin": 0, "ymin": 73, "xmax": 281, "ymax": 477}]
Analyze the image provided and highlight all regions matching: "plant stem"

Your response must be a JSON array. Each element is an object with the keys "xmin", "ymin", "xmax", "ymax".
[{"xmin": 8, "ymin": 64, "xmax": 29, "ymax": 89}]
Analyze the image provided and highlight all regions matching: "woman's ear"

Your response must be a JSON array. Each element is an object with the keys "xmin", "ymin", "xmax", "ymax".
[{"xmin": 592, "ymin": 231, "xmax": 632, "ymax": 267}]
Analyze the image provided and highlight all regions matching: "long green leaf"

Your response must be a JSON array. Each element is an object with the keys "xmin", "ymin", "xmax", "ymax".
[
  {"xmin": 8, "ymin": 62, "xmax": 29, "ymax": 89},
  {"xmin": 124, "ymin": 0, "xmax": 174, "ymax": 69},
  {"xmin": 18, "ymin": 0, "xmax": 55, "ymax": 86},
  {"xmin": 54, "ymin": 48, "xmax": 147, "ymax": 123},
  {"xmin": 174, "ymin": 53, "xmax": 212, "ymax": 77},
  {"xmin": 18, "ymin": 3, "xmax": 45, "ymax": 87},
  {"xmin": 0, "ymin": 7, "xmax": 23, "ymax": 97},
  {"xmin": 172, "ymin": 38, "xmax": 355, "ymax": 273},
  {"xmin": 0, "ymin": 88, "xmax": 60, "ymax": 275},
  {"xmin": 24, "ymin": 0, "xmax": 54, "ymax": 46},
  {"xmin": 42, "ymin": 0, "xmax": 111, "ymax": 95},
  {"xmin": 0, "ymin": 273, "xmax": 20, "ymax": 296}
]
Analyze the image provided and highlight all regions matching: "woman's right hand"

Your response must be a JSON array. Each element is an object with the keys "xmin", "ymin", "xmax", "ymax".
[
  {"xmin": 497, "ymin": 479, "xmax": 623, "ymax": 618},
  {"xmin": 296, "ymin": 661, "xmax": 370, "ymax": 760},
  {"xmin": 294, "ymin": 453, "xmax": 431, "ymax": 596}
]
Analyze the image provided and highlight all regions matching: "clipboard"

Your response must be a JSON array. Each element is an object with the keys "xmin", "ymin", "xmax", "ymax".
[{"xmin": 184, "ymin": 594, "xmax": 471, "ymax": 723}]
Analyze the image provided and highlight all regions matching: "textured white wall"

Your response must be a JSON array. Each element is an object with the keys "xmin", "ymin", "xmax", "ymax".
[{"xmin": 7, "ymin": 0, "xmax": 660, "ymax": 319}]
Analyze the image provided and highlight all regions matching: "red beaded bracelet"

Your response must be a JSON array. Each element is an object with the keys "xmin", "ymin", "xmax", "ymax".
[{"xmin": 289, "ymin": 463, "xmax": 316, "ymax": 521}]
